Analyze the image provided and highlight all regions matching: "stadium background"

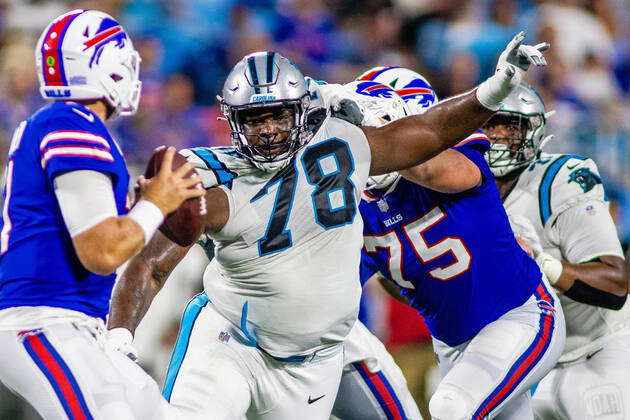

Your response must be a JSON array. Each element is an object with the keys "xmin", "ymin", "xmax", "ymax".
[{"xmin": 0, "ymin": 0, "xmax": 628, "ymax": 418}]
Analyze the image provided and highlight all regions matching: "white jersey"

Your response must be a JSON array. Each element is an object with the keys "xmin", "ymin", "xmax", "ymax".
[
  {"xmin": 503, "ymin": 152, "xmax": 628, "ymax": 361},
  {"xmin": 181, "ymin": 116, "xmax": 371, "ymax": 358}
]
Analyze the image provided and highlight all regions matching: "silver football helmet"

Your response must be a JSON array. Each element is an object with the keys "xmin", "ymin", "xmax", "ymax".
[
  {"xmin": 220, "ymin": 52, "xmax": 311, "ymax": 171},
  {"xmin": 484, "ymin": 84, "xmax": 555, "ymax": 177}
]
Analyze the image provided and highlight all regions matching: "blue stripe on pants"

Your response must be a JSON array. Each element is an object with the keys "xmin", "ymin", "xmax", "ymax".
[{"xmin": 163, "ymin": 293, "xmax": 211, "ymax": 401}]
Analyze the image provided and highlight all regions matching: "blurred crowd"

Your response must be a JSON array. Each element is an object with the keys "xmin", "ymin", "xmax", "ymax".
[{"xmin": 0, "ymin": 0, "xmax": 629, "ymax": 418}]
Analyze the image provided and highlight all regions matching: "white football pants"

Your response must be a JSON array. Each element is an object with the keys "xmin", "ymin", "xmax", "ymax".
[
  {"xmin": 0, "ymin": 318, "xmax": 169, "ymax": 420},
  {"xmin": 163, "ymin": 293, "xmax": 344, "ymax": 420},
  {"xmin": 332, "ymin": 320, "xmax": 422, "ymax": 419},
  {"xmin": 430, "ymin": 280, "xmax": 566, "ymax": 420}
]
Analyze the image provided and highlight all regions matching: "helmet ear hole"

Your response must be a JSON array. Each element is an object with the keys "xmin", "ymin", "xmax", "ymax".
[{"xmin": 110, "ymin": 73, "xmax": 123, "ymax": 82}]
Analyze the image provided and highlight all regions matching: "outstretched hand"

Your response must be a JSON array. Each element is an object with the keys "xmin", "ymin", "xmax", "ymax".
[{"xmin": 477, "ymin": 32, "xmax": 550, "ymax": 110}]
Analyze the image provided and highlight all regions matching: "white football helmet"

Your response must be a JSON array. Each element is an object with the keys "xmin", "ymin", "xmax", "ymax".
[
  {"xmin": 35, "ymin": 9, "xmax": 141, "ymax": 118},
  {"xmin": 354, "ymin": 67, "xmax": 438, "ymax": 190},
  {"xmin": 356, "ymin": 66, "xmax": 438, "ymax": 114}
]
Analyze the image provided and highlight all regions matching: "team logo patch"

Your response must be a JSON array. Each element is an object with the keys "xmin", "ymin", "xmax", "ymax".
[
  {"xmin": 586, "ymin": 205, "xmax": 597, "ymax": 216},
  {"xmin": 568, "ymin": 167, "xmax": 602, "ymax": 193},
  {"xmin": 218, "ymin": 331, "xmax": 231, "ymax": 343}
]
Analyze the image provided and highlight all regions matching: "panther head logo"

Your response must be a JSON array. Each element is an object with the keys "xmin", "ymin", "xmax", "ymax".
[{"xmin": 568, "ymin": 167, "xmax": 602, "ymax": 193}]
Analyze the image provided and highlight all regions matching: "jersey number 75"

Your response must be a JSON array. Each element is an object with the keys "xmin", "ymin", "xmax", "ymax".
[{"xmin": 364, "ymin": 207, "xmax": 472, "ymax": 285}]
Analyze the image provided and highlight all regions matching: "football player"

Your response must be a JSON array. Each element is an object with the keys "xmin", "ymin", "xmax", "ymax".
[
  {"xmin": 347, "ymin": 67, "xmax": 566, "ymax": 420},
  {"xmin": 108, "ymin": 34, "xmax": 549, "ymax": 420},
  {"xmin": 0, "ymin": 9, "xmax": 203, "ymax": 419},
  {"xmin": 484, "ymin": 83, "xmax": 629, "ymax": 420}
]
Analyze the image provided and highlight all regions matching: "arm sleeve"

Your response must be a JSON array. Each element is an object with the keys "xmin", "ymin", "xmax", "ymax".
[
  {"xmin": 41, "ymin": 115, "xmax": 117, "ymax": 182},
  {"xmin": 549, "ymin": 200, "xmax": 624, "ymax": 263},
  {"xmin": 54, "ymin": 170, "xmax": 118, "ymax": 237},
  {"xmin": 360, "ymin": 249, "xmax": 379, "ymax": 287},
  {"xmin": 450, "ymin": 130, "xmax": 493, "ymax": 191}
]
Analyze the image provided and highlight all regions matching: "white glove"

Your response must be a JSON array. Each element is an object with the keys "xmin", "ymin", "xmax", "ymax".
[
  {"xmin": 536, "ymin": 252, "xmax": 564, "ymax": 286},
  {"xmin": 507, "ymin": 213, "xmax": 563, "ymax": 285},
  {"xmin": 108, "ymin": 327, "xmax": 139, "ymax": 363},
  {"xmin": 476, "ymin": 32, "xmax": 550, "ymax": 110}
]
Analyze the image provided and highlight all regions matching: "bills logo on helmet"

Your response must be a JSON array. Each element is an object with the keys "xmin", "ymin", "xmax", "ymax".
[
  {"xmin": 395, "ymin": 78, "xmax": 436, "ymax": 111},
  {"xmin": 353, "ymin": 81, "xmax": 397, "ymax": 99},
  {"xmin": 83, "ymin": 17, "xmax": 128, "ymax": 67},
  {"xmin": 357, "ymin": 66, "xmax": 437, "ymax": 112}
]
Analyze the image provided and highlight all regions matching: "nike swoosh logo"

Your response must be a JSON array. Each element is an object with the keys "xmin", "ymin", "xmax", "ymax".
[
  {"xmin": 566, "ymin": 163, "xmax": 579, "ymax": 170},
  {"xmin": 72, "ymin": 108, "xmax": 95, "ymax": 122},
  {"xmin": 586, "ymin": 348, "xmax": 603, "ymax": 360},
  {"xmin": 308, "ymin": 395, "xmax": 325, "ymax": 404}
]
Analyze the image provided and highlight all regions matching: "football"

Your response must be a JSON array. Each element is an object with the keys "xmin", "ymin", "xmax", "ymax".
[{"xmin": 143, "ymin": 148, "xmax": 206, "ymax": 247}]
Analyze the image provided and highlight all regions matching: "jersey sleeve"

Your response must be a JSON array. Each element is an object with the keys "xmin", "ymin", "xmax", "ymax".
[
  {"xmin": 547, "ymin": 200, "xmax": 624, "ymax": 263},
  {"xmin": 360, "ymin": 248, "xmax": 379, "ymax": 286},
  {"xmin": 451, "ymin": 130, "xmax": 493, "ymax": 186},
  {"xmin": 180, "ymin": 147, "xmax": 239, "ymax": 189},
  {"xmin": 542, "ymin": 155, "xmax": 607, "ymax": 227},
  {"xmin": 40, "ymin": 114, "xmax": 117, "ymax": 181}
]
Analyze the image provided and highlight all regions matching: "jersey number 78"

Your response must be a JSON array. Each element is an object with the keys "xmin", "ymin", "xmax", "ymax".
[{"xmin": 251, "ymin": 138, "xmax": 357, "ymax": 256}]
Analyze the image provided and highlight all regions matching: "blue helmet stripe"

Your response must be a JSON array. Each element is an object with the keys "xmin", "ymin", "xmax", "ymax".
[
  {"xmin": 266, "ymin": 51, "xmax": 276, "ymax": 84},
  {"xmin": 247, "ymin": 56, "xmax": 261, "ymax": 94}
]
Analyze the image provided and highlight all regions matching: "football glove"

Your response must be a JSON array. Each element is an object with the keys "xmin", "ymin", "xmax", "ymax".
[
  {"xmin": 108, "ymin": 327, "xmax": 139, "ymax": 363},
  {"xmin": 477, "ymin": 32, "xmax": 550, "ymax": 110}
]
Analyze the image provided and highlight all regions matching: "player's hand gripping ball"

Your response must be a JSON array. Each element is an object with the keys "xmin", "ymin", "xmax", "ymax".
[{"xmin": 144, "ymin": 148, "xmax": 207, "ymax": 247}]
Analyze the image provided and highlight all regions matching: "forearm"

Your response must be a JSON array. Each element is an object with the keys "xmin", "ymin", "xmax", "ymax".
[
  {"xmin": 108, "ymin": 231, "xmax": 191, "ymax": 334},
  {"xmin": 377, "ymin": 276, "xmax": 409, "ymax": 305},
  {"xmin": 368, "ymin": 90, "xmax": 493, "ymax": 174},
  {"xmin": 73, "ymin": 217, "xmax": 145, "ymax": 275},
  {"xmin": 555, "ymin": 258, "xmax": 627, "ymax": 295},
  {"xmin": 107, "ymin": 254, "xmax": 162, "ymax": 334},
  {"xmin": 551, "ymin": 257, "xmax": 627, "ymax": 310}
]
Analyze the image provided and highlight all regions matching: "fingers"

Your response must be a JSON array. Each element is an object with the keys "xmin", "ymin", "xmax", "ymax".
[
  {"xmin": 157, "ymin": 146, "xmax": 176, "ymax": 176},
  {"xmin": 181, "ymin": 175, "xmax": 202, "ymax": 189},
  {"xmin": 535, "ymin": 42, "xmax": 550, "ymax": 52},
  {"xmin": 173, "ymin": 161, "xmax": 195, "ymax": 178},
  {"xmin": 182, "ymin": 187, "xmax": 205, "ymax": 199},
  {"xmin": 137, "ymin": 175, "xmax": 149, "ymax": 190},
  {"xmin": 506, "ymin": 31, "xmax": 525, "ymax": 52}
]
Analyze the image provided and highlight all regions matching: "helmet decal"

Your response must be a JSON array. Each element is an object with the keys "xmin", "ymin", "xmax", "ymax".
[{"xmin": 40, "ymin": 10, "xmax": 83, "ymax": 86}]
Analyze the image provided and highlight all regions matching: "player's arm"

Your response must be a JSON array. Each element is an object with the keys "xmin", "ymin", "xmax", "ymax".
[
  {"xmin": 60, "ymin": 148, "xmax": 203, "ymax": 275},
  {"xmin": 107, "ymin": 187, "xmax": 228, "ymax": 334},
  {"xmin": 363, "ymin": 33, "xmax": 548, "ymax": 175},
  {"xmin": 376, "ymin": 275, "xmax": 409, "ymax": 305},
  {"xmin": 399, "ymin": 149, "xmax": 481, "ymax": 193},
  {"xmin": 541, "ymin": 202, "xmax": 627, "ymax": 309},
  {"xmin": 108, "ymin": 231, "xmax": 192, "ymax": 335}
]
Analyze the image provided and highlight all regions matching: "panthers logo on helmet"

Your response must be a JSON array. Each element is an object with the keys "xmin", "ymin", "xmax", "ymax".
[
  {"xmin": 353, "ymin": 81, "xmax": 397, "ymax": 99},
  {"xmin": 568, "ymin": 167, "xmax": 602, "ymax": 193}
]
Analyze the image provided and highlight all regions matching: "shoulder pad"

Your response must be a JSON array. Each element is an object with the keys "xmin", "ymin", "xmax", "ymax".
[
  {"xmin": 538, "ymin": 154, "xmax": 606, "ymax": 225},
  {"xmin": 180, "ymin": 147, "xmax": 250, "ymax": 189},
  {"xmin": 179, "ymin": 147, "xmax": 244, "ymax": 189}
]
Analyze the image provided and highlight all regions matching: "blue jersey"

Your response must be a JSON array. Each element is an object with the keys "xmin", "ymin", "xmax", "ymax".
[
  {"xmin": 360, "ymin": 137, "xmax": 541, "ymax": 346},
  {"xmin": 0, "ymin": 102, "xmax": 130, "ymax": 320}
]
